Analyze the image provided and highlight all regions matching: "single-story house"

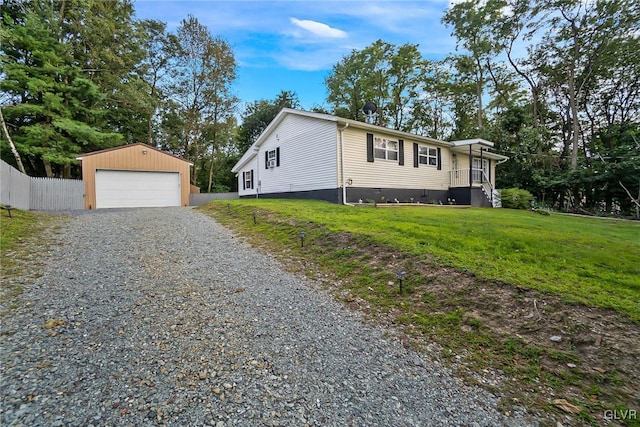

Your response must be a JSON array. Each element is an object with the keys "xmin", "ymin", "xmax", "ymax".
[
  {"xmin": 231, "ymin": 108, "xmax": 508, "ymax": 207},
  {"xmin": 76, "ymin": 143, "xmax": 193, "ymax": 209}
]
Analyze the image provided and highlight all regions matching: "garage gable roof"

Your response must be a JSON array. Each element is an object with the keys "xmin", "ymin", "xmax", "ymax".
[{"xmin": 76, "ymin": 143, "xmax": 193, "ymax": 165}]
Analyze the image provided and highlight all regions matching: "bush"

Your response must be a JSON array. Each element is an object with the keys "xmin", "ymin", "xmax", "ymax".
[{"xmin": 501, "ymin": 188, "xmax": 534, "ymax": 210}]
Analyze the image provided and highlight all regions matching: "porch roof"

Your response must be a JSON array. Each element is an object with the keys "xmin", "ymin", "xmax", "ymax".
[{"xmin": 450, "ymin": 138, "xmax": 508, "ymax": 162}]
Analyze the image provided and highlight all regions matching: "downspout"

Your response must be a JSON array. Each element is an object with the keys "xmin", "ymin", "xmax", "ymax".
[
  {"xmin": 339, "ymin": 122, "xmax": 351, "ymax": 205},
  {"xmin": 468, "ymin": 145, "xmax": 473, "ymax": 189},
  {"xmin": 255, "ymin": 148, "xmax": 260, "ymax": 199}
]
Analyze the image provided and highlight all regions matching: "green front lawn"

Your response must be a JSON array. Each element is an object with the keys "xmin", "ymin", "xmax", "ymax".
[{"xmin": 203, "ymin": 199, "xmax": 640, "ymax": 322}]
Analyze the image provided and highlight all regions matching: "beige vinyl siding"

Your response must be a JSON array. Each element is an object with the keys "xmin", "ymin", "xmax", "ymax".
[
  {"xmin": 258, "ymin": 114, "xmax": 337, "ymax": 194},
  {"xmin": 80, "ymin": 144, "xmax": 191, "ymax": 209},
  {"xmin": 341, "ymin": 127, "xmax": 450, "ymax": 190}
]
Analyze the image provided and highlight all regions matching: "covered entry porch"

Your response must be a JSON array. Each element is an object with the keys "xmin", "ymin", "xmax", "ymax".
[{"xmin": 448, "ymin": 139, "xmax": 508, "ymax": 207}]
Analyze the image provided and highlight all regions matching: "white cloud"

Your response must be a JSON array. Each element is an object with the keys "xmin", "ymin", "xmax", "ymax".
[{"xmin": 290, "ymin": 18, "xmax": 347, "ymax": 39}]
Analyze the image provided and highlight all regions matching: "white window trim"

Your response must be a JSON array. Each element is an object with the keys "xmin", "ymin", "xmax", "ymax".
[
  {"xmin": 374, "ymin": 137, "xmax": 398, "ymax": 161},
  {"xmin": 418, "ymin": 145, "xmax": 438, "ymax": 166}
]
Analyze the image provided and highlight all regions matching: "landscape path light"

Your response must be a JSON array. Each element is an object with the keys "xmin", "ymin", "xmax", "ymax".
[
  {"xmin": 298, "ymin": 231, "xmax": 306, "ymax": 248},
  {"xmin": 397, "ymin": 270, "xmax": 406, "ymax": 295}
]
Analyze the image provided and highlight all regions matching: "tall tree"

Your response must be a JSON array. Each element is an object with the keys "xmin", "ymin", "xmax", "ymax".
[
  {"xmin": 169, "ymin": 15, "xmax": 237, "ymax": 186},
  {"xmin": 443, "ymin": 0, "xmax": 504, "ymax": 131},
  {"xmin": 60, "ymin": 0, "xmax": 149, "ymax": 144},
  {"xmin": 406, "ymin": 60, "xmax": 454, "ymax": 140},
  {"xmin": 0, "ymin": 1, "xmax": 123, "ymax": 177},
  {"xmin": 137, "ymin": 19, "xmax": 179, "ymax": 145},
  {"xmin": 326, "ymin": 49, "xmax": 368, "ymax": 122},
  {"xmin": 236, "ymin": 90, "xmax": 300, "ymax": 154},
  {"xmin": 326, "ymin": 40, "xmax": 424, "ymax": 128}
]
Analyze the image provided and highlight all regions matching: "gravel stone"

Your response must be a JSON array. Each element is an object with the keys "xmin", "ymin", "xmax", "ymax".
[{"xmin": 1, "ymin": 207, "xmax": 539, "ymax": 426}]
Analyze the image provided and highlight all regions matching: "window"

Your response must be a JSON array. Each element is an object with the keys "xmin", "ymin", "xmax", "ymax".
[
  {"xmin": 243, "ymin": 171, "xmax": 253, "ymax": 189},
  {"xmin": 265, "ymin": 147, "xmax": 280, "ymax": 169},
  {"xmin": 418, "ymin": 145, "xmax": 438, "ymax": 166},
  {"xmin": 374, "ymin": 137, "xmax": 398, "ymax": 161}
]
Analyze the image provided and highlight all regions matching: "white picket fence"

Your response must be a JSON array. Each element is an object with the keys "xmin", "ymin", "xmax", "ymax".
[{"xmin": 1, "ymin": 160, "xmax": 84, "ymax": 210}]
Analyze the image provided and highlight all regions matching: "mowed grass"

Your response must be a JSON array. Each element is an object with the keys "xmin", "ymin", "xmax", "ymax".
[
  {"xmin": 205, "ymin": 199, "xmax": 640, "ymax": 322},
  {"xmin": 1, "ymin": 208, "xmax": 43, "ymax": 257},
  {"xmin": 1, "ymin": 208, "xmax": 60, "ymax": 312}
]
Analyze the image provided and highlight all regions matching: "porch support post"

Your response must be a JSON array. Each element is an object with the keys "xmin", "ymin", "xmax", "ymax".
[
  {"xmin": 469, "ymin": 145, "xmax": 473, "ymax": 189},
  {"xmin": 480, "ymin": 147, "xmax": 484, "ymax": 183}
]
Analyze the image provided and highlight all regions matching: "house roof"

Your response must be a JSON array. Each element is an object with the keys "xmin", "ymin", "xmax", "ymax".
[
  {"xmin": 76, "ymin": 142, "xmax": 193, "ymax": 165},
  {"xmin": 232, "ymin": 108, "xmax": 507, "ymax": 172}
]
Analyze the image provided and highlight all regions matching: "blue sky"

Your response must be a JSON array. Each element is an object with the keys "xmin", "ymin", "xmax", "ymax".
[{"xmin": 133, "ymin": 0, "xmax": 457, "ymax": 111}]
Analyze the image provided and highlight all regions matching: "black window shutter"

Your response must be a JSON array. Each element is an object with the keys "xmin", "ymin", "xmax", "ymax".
[
  {"xmin": 398, "ymin": 140, "xmax": 404, "ymax": 165},
  {"xmin": 413, "ymin": 143, "xmax": 418, "ymax": 168},
  {"xmin": 242, "ymin": 173, "xmax": 246, "ymax": 190},
  {"xmin": 250, "ymin": 170, "xmax": 254, "ymax": 189},
  {"xmin": 265, "ymin": 152, "xmax": 268, "ymax": 169},
  {"xmin": 437, "ymin": 147, "xmax": 442, "ymax": 170},
  {"xmin": 366, "ymin": 133, "xmax": 374, "ymax": 162},
  {"xmin": 276, "ymin": 147, "xmax": 280, "ymax": 167}
]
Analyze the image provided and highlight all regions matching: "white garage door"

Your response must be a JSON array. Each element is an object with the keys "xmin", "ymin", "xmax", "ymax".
[{"xmin": 95, "ymin": 170, "xmax": 181, "ymax": 208}]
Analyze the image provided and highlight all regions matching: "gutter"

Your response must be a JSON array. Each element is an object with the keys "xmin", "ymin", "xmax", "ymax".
[{"xmin": 339, "ymin": 122, "xmax": 352, "ymax": 205}]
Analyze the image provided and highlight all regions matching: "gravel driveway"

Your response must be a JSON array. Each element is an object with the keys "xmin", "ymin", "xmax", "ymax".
[{"xmin": 1, "ymin": 207, "xmax": 536, "ymax": 426}]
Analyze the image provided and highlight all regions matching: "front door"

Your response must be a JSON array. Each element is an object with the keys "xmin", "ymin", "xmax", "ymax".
[{"xmin": 472, "ymin": 158, "xmax": 489, "ymax": 183}]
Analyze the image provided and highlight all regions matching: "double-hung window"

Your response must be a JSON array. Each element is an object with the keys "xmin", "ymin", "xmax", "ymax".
[
  {"xmin": 374, "ymin": 137, "xmax": 398, "ymax": 161},
  {"xmin": 268, "ymin": 150, "xmax": 276, "ymax": 162},
  {"xmin": 265, "ymin": 148, "xmax": 280, "ymax": 168},
  {"xmin": 243, "ymin": 171, "xmax": 253, "ymax": 189},
  {"xmin": 418, "ymin": 145, "xmax": 438, "ymax": 166}
]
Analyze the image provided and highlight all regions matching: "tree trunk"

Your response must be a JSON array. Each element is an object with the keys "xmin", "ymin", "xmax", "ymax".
[
  {"xmin": 475, "ymin": 57, "xmax": 484, "ymax": 130},
  {"xmin": 0, "ymin": 108, "xmax": 26, "ymax": 174},
  {"xmin": 43, "ymin": 159, "xmax": 54, "ymax": 178},
  {"xmin": 207, "ymin": 155, "xmax": 215, "ymax": 193},
  {"xmin": 567, "ymin": 68, "xmax": 580, "ymax": 170}
]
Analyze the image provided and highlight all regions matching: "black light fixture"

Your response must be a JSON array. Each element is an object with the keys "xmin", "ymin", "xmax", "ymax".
[
  {"xmin": 298, "ymin": 231, "xmax": 305, "ymax": 247},
  {"xmin": 397, "ymin": 270, "xmax": 406, "ymax": 295}
]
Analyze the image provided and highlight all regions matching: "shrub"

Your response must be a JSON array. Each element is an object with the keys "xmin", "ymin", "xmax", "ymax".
[{"xmin": 501, "ymin": 188, "xmax": 534, "ymax": 210}]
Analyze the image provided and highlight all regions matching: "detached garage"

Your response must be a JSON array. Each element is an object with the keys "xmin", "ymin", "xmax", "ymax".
[{"xmin": 77, "ymin": 143, "xmax": 192, "ymax": 209}]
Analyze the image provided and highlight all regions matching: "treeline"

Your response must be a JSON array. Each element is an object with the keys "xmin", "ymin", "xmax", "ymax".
[{"xmin": 1, "ymin": 0, "xmax": 638, "ymax": 215}]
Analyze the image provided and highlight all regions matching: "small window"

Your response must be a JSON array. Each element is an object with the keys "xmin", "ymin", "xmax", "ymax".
[
  {"xmin": 266, "ymin": 148, "xmax": 279, "ymax": 168},
  {"xmin": 418, "ymin": 145, "xmax": 438, "ymax": 166},
  {"xmin": 374, "ymin": 137, "xmax": 398, "ymax": 161},
  {"xmin": 243, "ymin": 171, "xmax": 252, "ymax": 189}
]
